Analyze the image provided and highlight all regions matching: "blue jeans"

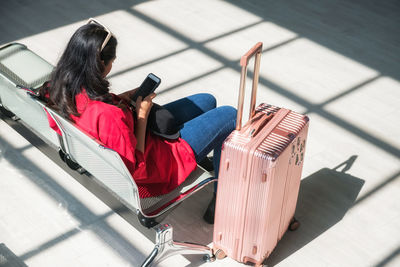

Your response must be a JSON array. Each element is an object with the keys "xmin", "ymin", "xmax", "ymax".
[{"xmin": 163, "ymin": 93, "xmax": 237, "ymax": 182}]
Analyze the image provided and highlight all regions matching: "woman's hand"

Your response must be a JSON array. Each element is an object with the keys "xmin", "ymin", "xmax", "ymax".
[
  {"xmin": 118, "ymin": 87, "xmax": 139, "ymax": 103},
  {"xmin": 135, "ymin": 93, "xmax": 156, "ymax": 153},
  {"xmin": 136, "ymin": 93, "xmax": 156, "ymax": 120}
]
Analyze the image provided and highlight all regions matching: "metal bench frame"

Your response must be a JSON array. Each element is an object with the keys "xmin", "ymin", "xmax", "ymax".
[{"xmin": 0, "ymin": 42, "xmax": 217, "ymax": 266}]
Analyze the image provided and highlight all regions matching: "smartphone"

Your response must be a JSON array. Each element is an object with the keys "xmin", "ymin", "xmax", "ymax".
[{"xmin": 131, "ymin": 73, "xmax": 161, "ymax": 101}]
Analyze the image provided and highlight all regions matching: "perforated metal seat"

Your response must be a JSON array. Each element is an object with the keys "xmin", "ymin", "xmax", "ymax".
[{"xmin": 41, "ymin": 103, "xmax": 216, "ymax": 266}]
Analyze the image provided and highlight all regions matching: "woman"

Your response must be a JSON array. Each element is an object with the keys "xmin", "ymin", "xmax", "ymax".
[{"xmin": 42, "ymin": 19, "xmax": 236, "ymax": 224}]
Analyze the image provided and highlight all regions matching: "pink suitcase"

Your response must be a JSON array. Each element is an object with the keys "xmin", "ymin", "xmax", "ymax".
[{"xmin": 212, "ymin": 42, "xmax": 309, "ymax": 266}]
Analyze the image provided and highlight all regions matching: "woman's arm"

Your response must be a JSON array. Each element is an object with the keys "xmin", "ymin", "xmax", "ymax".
[{"xmin": 135, "ymin": 93, "xmax": 156, "ymax": 153}]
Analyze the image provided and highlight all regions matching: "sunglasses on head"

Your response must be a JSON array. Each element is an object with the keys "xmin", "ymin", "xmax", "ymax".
[{"xmin": 87, "ymin": 18, "xmax": 113, "ymax": 52}]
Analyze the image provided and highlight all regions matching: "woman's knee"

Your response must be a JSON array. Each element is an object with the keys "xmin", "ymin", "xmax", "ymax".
[
  {"xmin": 187, "ymin": 93, "xmax": 217, "ymax": 111},
  {"xmin": 218, "ymin": 105, "xmax": 237, "ymax": 121},
  {"xmin": 212, "ymin": 106, "xmax": 237, "ymax": 136},
  {"xmin": 198, "ymin": 93, "xmax": 217, "ymax": 106}
]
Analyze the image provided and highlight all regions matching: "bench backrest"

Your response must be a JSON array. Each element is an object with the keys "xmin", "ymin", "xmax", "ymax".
[
  {"xmin": 42, "ymin": 103, "xmax": 216, "ymax": 218},
  {"xmin": 0, "ymin": 43, "xmax": 59, "ymax": 148},
  {"xmin": 44, "ymin": 105, "xmax": 142, "ymax": 211}
]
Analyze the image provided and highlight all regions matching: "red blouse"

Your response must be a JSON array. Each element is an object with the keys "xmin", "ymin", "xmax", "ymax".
[{"xmin": 48, "ymin": 90, "xmax": 197, "ymax": 198}]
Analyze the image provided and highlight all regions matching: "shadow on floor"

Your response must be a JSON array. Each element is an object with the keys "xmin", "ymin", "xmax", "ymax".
[
  {"xmin": 0, "ymin": 110, "xmax": 149, "ymax": 266},
  {"xmin": 265, "ymin": 156, "xmax": 365, "ymax": 266},
  {"xmin": 0, "ymin": 0, "xmax": 146, "ymax": 44},
  {"xmin": 0, "ymin": 243, "xmax": 28, "ymax": 267},
  {"xmin": 227, "ymin": 0, "xmax": 400, "ymax": 82},
  {"xmin": 158, "ymin": 156, "xmax": 365, "ymax": 266},
  {"xmin": 158, "ymin": 183, "xmax": 215, "ymax": 266}
]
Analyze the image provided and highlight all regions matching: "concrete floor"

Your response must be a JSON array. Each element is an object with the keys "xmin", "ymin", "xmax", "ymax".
[{"xmin": 0, "ymin": 0, "xmax": 399, "ymax": 266}]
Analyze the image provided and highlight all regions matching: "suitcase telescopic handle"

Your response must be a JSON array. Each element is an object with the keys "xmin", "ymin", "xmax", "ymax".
[{"xmin": 236, "ymin": 42, "xmax": 263, "ymax": 131}]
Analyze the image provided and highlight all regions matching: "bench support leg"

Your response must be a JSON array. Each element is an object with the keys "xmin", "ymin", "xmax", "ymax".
[{"xmin": 141, "ymin": 223, "xmax": 215, "ymax": 267}]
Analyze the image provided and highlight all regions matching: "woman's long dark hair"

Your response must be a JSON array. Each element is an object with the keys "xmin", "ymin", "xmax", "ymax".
[{"xmin": 43, "ymin": 23, "xmax": 117, "ymax": 118}]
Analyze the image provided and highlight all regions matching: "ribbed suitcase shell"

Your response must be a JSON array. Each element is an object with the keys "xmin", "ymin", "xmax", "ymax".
[
  {"xmin": 212, "ymin": 42, "xmax": 309, "ymax": 266},
  {"xmin": 213, "ymin": 104, "xmax": 309, "ymax": 265}
]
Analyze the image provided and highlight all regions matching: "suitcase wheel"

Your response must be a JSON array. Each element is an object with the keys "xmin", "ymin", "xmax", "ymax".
[
  {"xmin": 215, "ymin": 249, "xmax": 227, "ymax": 260},
  {"xmin": 289, "ymin": 218, "xmax": 300, "ymax": 231}
]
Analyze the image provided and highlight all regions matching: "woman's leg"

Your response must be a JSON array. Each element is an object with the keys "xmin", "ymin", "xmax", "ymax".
[
  {"xmin": 180, "ymin": 105, "xmax": 237, "ymax": 177},
  {"xmin": 163, "ymin": 93, "xmax": 216, "ymax": 126},
  {"xmin": 180, "ymin": 105, "xmax": 236, "ymax": 224}
]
